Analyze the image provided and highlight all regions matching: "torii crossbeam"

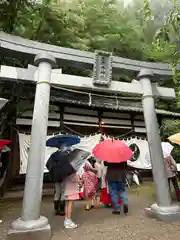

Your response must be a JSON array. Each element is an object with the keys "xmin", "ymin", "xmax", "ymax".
[
  {"xmin": 0, "ymin": 65, "xmax": 175, "ymax": 99},
  {"xmin": 0, "ymin": 32, "xmax": 179, "ymax": 240}
]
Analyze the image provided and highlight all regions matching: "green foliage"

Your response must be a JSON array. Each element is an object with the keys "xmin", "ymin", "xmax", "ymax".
[
  {"xmin": 0, "ymin": 0, "xmax": 180, "ymax": 136},
  {"xmin": 162, "ymin": 118, "xmax": 180, "ymax": 137},
  {"xmin": 0, "ymin": 0, "xmax": 30, "ymax": 33},
  {"xmin": 0, "ymin": 0, "xmax": 178, "ymax": 63},
  {"xmin": 155, "ymin": 1, "xmax": 179, "ymax": 81}
]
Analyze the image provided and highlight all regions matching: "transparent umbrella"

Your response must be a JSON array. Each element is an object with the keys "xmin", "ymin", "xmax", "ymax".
[{"xmin": 145, "ymin": 142, "xmax": 174, "ymax": 162}]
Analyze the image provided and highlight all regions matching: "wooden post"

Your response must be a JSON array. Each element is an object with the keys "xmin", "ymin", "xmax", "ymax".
[
  {"xmin": 98, "ymin": 110, "xmax": 104, "ymax": 135},
  {"xmin": 130, "ymin": 113, "xmax": 135, "ymax": 133},
  {"xmin": 59, "ymin": 104, "xmax": 64, "ymax": 132}
]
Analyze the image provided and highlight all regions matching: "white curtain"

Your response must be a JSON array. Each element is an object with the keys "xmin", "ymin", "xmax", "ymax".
[
  {"xmin": 19, "ymin": 133, "xmax": 58, "ymax": 174},
  {"xmin": 18, "ymin": 133, "xmax": 101, "ymax": 174}
]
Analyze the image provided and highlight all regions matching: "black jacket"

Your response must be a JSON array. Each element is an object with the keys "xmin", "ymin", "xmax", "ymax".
[
  {"xmin": 46, "ymin": 150, "xmax": 75, "ymax": 183},
  {"xmin": 104, "ymin": 162, "xmax": 127, "ymax": 181}
]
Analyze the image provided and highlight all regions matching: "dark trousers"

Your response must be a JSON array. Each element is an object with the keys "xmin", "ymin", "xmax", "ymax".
[
  {"xmin": 168, "ymin": 176, "xmax": 180, "ymax": 201},
  {"xmin": 168, "ymin": 176, "xmax": 179, "ymax": 192}
]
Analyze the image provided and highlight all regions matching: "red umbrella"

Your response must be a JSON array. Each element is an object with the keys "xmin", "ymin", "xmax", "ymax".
[
  {"xmin": 92, "ymin": 139, "xmax": 133, "ymax": 163},
  {"xmin": 0, "ymin": 140, "xmax": 12, "ymax": 150}
]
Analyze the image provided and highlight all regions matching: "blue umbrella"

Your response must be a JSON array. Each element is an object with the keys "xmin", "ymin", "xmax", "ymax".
[{"xmin": 46, "ymin": 134, "xmax": 80, "ymax": 148}]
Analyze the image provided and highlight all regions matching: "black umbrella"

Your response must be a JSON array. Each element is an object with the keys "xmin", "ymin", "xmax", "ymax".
[
  {"xmin": 46, "ymin": 148, "xmax": 90, "ymax": 183},
  {"xmin": 87, "ymin": 156, "xmax": 97, "ymax": 167}
]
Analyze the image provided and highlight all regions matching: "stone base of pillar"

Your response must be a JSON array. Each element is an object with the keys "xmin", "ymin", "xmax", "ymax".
[
  {"xmin": 7, "ymin": 216, "xmax": 51, "ymax": 240},
  {"xmin": 145, "ymin": 203, "xmax": 180, "ymax": 222}
]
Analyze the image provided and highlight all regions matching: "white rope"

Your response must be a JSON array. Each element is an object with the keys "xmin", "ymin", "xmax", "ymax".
[
  {"xmin": 63, "ymin": 124, "xmax": 99, "ymax": 137},
  {"xmin": 88, "ymin": 93, "xmax": 92, "ymax": 106},
  {"xmin": 51, "ymin": 84, "xmax": 141, "ymax": 101}
]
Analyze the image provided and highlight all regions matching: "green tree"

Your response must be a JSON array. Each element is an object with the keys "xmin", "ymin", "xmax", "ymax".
[{"xmin": 0, "ymin": 0, "xmax": 179, "ymax": 106}]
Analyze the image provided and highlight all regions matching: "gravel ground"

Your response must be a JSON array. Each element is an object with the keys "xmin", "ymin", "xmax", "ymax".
[{"xmin": 1, "ymin": 194, "xmax": 180, "ymax": 240}]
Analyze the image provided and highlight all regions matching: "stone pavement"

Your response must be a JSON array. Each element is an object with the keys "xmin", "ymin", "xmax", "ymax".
[{"xmin": 1, "ymin": 194, "xmax": 180, "ymax": 240}]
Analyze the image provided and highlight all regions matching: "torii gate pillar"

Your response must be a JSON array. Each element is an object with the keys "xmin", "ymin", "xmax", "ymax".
[
  {"xmin": 138, "ymin": 69, "xmax": 180, "ymax": 222},
  {"xmin": 7, "ymin": 53, "xmax": 56, "ymax": 240}
]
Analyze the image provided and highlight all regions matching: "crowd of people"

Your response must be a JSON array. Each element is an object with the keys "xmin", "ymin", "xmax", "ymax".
[
  {"xmin": 52, "ymin": 152, "xmax": 180, "ymax": 229},
  {"xmin": 53, "ymin": 156, "xmax": 129, "ymax": 229},
  {"xmin": 1, "ymin": 137, "xmax": 179, "ymax": 228}
]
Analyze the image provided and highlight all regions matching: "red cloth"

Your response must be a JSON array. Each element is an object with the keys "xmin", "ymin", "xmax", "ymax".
[
  {"xmin": 100, "ymin": 188, "xmax": 122, "ymax": 206},
  {"xmin": 92, "ymin": 139, "xmax": 133, "ymax": 163},
  {"xmin": 0, "ymin": 140, "xmax": 12, "ymax": 150},
  {"xmin": 79, "ymin": 191, "xmax": 84, "ymax": 199}
]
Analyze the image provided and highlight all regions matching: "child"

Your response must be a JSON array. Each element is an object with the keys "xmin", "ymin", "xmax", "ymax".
[
  {"xmin": 63, "ymin": 172, "xmax": 82, "ymax": 229},
  {"xmin": 82, "ymin": 161, "xmax": 98, "ymax": 210}
]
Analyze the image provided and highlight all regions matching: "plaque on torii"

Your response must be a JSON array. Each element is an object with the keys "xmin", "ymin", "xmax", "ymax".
[
  {"xmin": 93, "ymin": 51, "xmax": 113, "ymax": 87},
  {"xmin": 0, "ymin": 32, "xmax": 180, "ymax": 240}
]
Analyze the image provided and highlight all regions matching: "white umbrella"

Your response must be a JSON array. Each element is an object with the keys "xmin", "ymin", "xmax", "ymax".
[
  {"xmin": 133, "ymin": 173, "xmax": 140, "ymax": 186},
  {"xmin": 145, "ymin": 142, "xmax": 174, "ymax": 162},
  {"xmin": 161, "ymin": 142, "xmax": 174, "ymax": 158},
  {"xmin": 1, "ymin": 146, "xmax": 11, "ymax": 153}
]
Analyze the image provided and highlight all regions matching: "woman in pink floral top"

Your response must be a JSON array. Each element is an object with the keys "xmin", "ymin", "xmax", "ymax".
[{"xmin": 82, "ymin": 161, "xmax": 98, "ymax": 210}]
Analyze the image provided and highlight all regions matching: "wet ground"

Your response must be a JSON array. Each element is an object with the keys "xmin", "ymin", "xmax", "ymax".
[{"xmin": 1, "ymin": 192, "xmax": 180, "ymax": 240}]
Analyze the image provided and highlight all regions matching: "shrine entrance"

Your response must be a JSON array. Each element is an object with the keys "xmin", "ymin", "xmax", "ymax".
[{"xmin": 0, "ymin": 32, "xmax": 180, "ymax": 240}]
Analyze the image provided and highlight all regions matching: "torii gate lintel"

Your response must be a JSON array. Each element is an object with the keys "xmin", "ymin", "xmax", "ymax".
[{"xmin": 0, "ymin": 65, "xmax": 176, "ymax": 99}]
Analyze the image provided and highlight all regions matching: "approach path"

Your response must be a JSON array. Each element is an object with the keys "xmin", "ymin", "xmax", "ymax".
[{"xmin": 0, "ymin": 194, "xmax": 180, "ymax": 240}]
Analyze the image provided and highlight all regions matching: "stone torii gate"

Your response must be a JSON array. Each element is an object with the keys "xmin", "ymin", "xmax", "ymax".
[{"xmin": 0, "ymin": 32, "xmax": 180, "ymax": 240}]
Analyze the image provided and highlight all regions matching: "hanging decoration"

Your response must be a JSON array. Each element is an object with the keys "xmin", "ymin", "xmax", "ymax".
[
  {"xmin": 129, "ymin": 143, "xmax": 140, "ymax": 162},
  {"xmin": 18, "ymin": 133, "xmax": 101, "ymax": 174}
]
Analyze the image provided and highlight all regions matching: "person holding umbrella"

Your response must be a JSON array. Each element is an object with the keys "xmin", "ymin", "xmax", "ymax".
[
  {"xmin": 92, "ymin": 139, "xmax": 133, "ymax": 215},
  {"xmin": 167, "ymin": 133, "xmax": 180, "ymax": 201},
  {"xmin": 146, "ymin": 141, "xmax": 180, "ymax": 201},
  {"xmin": 46, "ymin": 134, "xmax": 81, "ymax": 218},
  {"xmin": 46, "ymin": 134, "xmax": 90, "ymax": 228},
  {"xmin": 104, "ymin": 161, "xmax": 128, "ymax": 215},
  {"xmin": 164, "ymin": 155, "xmax": 180, "ymax": 201}
]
